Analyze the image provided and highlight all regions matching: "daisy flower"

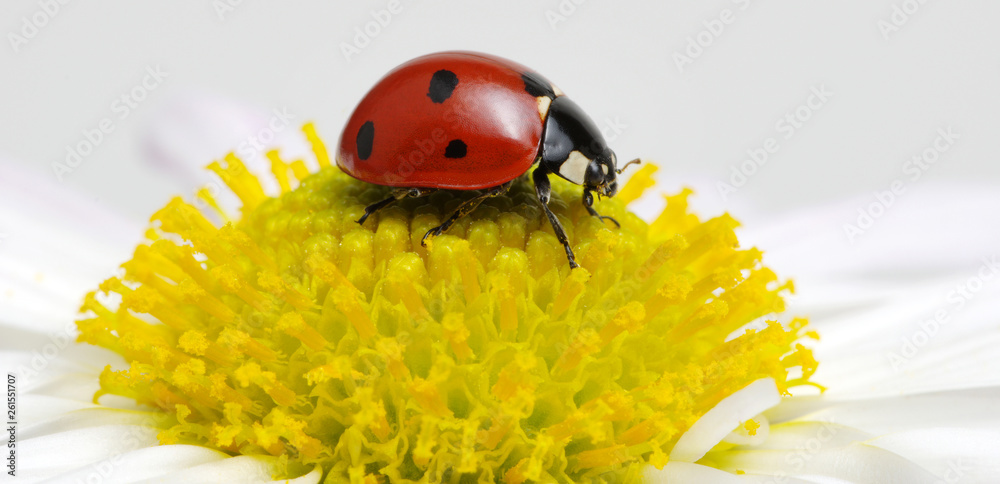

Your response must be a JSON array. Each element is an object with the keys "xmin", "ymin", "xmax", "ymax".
[{"xmin": 2, "ymin": 99, "xmax": 998, "ymax": 483}]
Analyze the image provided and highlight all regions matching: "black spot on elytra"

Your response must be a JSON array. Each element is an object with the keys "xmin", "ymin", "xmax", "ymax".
[
  {"xmin": 427, "ymin": 70, "xmax": 459, "ymax": 103},
  {"xmin": 522, "ymin": 71, "xmax": 555, "ymax": 98},
  {"xmin": 356, "ymin": 121, "xmax": 374, "ymax": 160},
  {"xmin": 444, "ymin": 139, "xmax": 467, "ymax": 158}
]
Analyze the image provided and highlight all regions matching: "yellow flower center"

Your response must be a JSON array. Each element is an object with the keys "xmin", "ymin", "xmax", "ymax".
[{"xmin": 77, "ymin": 123, "xmax": 819, "ymax": 483}]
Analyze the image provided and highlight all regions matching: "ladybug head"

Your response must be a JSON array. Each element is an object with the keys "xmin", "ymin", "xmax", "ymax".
[
  {"xmin": 584, "ymin": 150, "xmax": 620, "ymax": 198},
  {"xmin": 541, "ymin": 96, "xmax": 639, "ymax": 199}
]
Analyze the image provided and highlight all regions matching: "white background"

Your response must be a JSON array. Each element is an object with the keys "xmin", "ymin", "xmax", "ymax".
[{"xmin": 1, "ymin": 0, "xmax": 998, "ymax": 224}]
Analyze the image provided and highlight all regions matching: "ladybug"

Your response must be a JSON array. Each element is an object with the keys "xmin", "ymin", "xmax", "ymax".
[{"xmin": 336, "ymin": 51, "xmax": 639, "ymax": 268}]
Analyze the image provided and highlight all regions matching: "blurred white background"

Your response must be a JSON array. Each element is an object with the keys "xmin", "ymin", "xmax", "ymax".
[{"xmin": 1, "ymin": 0, "xmax": 998, "ymax": 226}]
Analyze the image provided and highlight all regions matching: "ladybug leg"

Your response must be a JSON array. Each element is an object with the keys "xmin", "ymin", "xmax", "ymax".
[
  {"xmin": 357, "ymin": 196, "xmax": 398, "ymax": 225},
  {"xmin": 421, "ymin": 182, "xmax": 512, "ymax": 247},
  {"xmin": 357, "ymin": 187, "xmax": 435, "ymax": 225},
  {"xmin": 582, "ymin": 189, "xmax": 620, "ymax": 228},
  {"xmin": 532, "ymin": 168, "xmax": 580, "ymax": 269}
]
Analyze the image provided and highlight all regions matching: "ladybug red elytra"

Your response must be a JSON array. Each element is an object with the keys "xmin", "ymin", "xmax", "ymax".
[{"xmin": 336, "ymin": 51, "xmax": 638, "ymax": 268}]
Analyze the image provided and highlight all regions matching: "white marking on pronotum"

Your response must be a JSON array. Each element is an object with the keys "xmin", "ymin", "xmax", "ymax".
[
  {"xmin": 536, "ymin": 96, "xmax": 552, "ymax": 122},
  {"xmin": 559, "ymin": 150, "xmax": 591, "ymax": 184}
]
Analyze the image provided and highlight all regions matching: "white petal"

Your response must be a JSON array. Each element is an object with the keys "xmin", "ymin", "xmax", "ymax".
[
  {"xmin": 737, "ymin": 476, "xmax": 846, "ymax": 484},
  {"xmin": 867, "ymin": 428, "xmax": 1000, "ymax": 483},
  {"xmin": 737, "ymin": 183, "xmax": 1000, "ymax": 334},
  {"xmin": 670, "ymin": 378, "xmax": 781, "ymax": 462},
  {"xmin": 0, "ymin": 325, "xmax": 63, "ymax": 352},
  {"xmin": 132, "ymin": 455, "xmax": 321, "ymax": 484},
  {"xmin": 141, "ymin": 93, "xmax": 313, "ymax": 207},
  {"xmin": 2, "ymin": 350, "xmax": 100, "ymax": 397},
  {"xmin": 766, "ymin": 386, "xmax": 1000, "ymax": 434},
  {"xmin": 798, "ymin": 277, "xmax": 1000, "ymax": 398},
  {"xmin": 21, "ymin": 367, "xmax": 102, "ymax": 402},
  {"xmin": 6, "ymin": 345, "xmax": 130, "ymax": 404},
  {"xmin": 22, "ymin": 407, "xmax": 162, "ymax": 440},
  {"xmin": 18, "ymin": 424, "xmax": 160, "ymax": 481},
  {"xmin": 644, "ymin": 461, "xmax": 833, "ymax": 483},
  {"xmin": 727, "ymin": 183, "xmax": 1000, "ymax": 398},
  {"xmin": 739, "ymin": 183, "xmax": 1000, "ymax": 281},
  {"xmin": 737, "ymin": 421, "xmax": 873, "ymax": 451},
  {"xmin": 17, "ymin": 395, "xmax": 97, "ymax": 433},
  {"xmin": 0, "ymin": 161, "xmax": 142, "ymax": 334},
  {"xmin": 644, "ymin": 461, "xmax": 748, "ymax": 483},
  {"xmin": 809, "ymin": 334, "xmax": 1000, "ymax": 399},
  {"xmin": 712, "ymin": 443, "xmax": 939, "ymax": 484},
  {"xmin": 38, "ymin": 445, "xmax": 229, "ymax": 484},
  {"xmin": 709, "ymin": 421, "xmax": 960, "ymax": 482}
]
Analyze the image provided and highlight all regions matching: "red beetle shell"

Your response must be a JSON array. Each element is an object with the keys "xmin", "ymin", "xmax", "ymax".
[{"xmin": 336, "ymin": 51, "xmax": 555, "ymax": 190}]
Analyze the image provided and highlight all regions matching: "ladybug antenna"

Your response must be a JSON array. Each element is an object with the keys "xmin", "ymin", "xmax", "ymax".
[{"xmin": 616, "ymin": 158, "xmax": 641, "ymax": 175}]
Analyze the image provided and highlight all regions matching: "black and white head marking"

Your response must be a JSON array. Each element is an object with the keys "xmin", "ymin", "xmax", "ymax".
[{"xmin": 538, "ymin": 96, "xmax": 619, "ymax": 196}]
